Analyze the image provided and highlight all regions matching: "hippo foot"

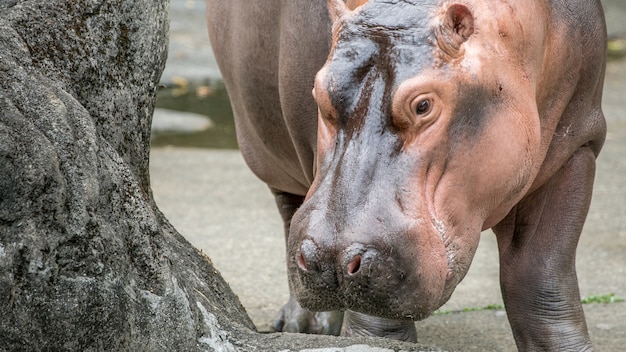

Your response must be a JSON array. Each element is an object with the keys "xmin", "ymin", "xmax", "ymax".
[
  {"xmin": 340, "ymin": 310, "xmax": 417, "ymax": 342},
  {"xmin": 272, "ymin": 295, "xmax": 344, "ymax": 335}
]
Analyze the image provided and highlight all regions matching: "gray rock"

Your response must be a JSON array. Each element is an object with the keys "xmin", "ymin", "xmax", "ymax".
[
  {"xmin": 0, "ymin": 0, "xmax": 253, "ymax": 350},
  {"xmin": 152, "ymin": 108, "xmax": 213, "ymax": 133},
  {"xmin": 0, "ymin": 0, "xmax": 17, "ymax": 9}
]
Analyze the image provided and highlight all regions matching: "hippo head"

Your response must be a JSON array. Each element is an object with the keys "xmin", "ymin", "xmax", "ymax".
[{"xmin": 288, "ymin": 0, "xmax": 542, "ymax": 320}]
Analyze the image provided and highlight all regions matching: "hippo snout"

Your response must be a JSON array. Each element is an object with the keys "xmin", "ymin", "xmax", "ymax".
[
  {"xmin": 293, "ymin": 239, "xmax": 403, "ymax": 309},
  {"xmin": 289, "ymin": 227, "xmax": 448, "ymax": 320},
  {"xmin": 286, "ymin": 138, "xmax": 476, "ymax": 320},
  {"xmin": 297, "ymin": 241, "xmax": 373, "ymax": 277}
]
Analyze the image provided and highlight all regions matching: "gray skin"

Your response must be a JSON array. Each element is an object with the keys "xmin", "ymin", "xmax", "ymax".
[{"xmin": 206, "ymin": 0, "xmax": 607, "ymax": 350}]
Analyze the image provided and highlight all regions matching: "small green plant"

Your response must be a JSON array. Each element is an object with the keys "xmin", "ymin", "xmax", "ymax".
[
  {"xmin": 608, "ymin": 37, "xmax": 626, "ymax": 60},
  {"xmin": 581, "ymin": 293, "xmax": 625, "ymax": 304},
  {"xmin": 434, "ymin": 294, "xmax": 624, "ymax": 316},
  {"xmin": 434, "ymin": 304, "xmax": 505, "ymax": 316}
]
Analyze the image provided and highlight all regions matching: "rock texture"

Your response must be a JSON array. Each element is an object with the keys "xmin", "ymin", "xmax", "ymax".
[
  {"xmin": 0, "ymin": 0, "xmax": 255, "ymax": 350},
  {"xmin": 0, "ymin": 1, "xmax": 439, "ymax": 350}
]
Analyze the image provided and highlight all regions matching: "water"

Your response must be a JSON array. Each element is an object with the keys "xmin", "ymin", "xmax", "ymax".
[{"xmin": 152, "ymin": 80, "xmax": 238, "ymax": 149}]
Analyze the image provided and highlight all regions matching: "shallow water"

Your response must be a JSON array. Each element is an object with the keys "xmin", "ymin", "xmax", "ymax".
[{"xmin": 152, "ymin": 81, "xmax": 238, "ymax": 149}]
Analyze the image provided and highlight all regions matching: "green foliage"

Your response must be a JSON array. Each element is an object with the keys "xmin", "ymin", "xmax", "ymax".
[
  {"xmin": 434, "ymin": 294, "xmax": 625, "ymax": 316},
  {"xmin": 434, "ymin": 304, "xmax": 505, "ymax": 316},
  {"xmin": 581, "ymin": 293, "xmax": 625, "ymax": 304}
]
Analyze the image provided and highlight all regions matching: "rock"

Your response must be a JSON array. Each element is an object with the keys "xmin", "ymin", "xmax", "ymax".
[
  {"xmin": 152, "ymin": 108, "xmax": 213, "ymax": 133},
  {"xmin": 0, "ymin": 0, "xmax": 252, "ymax": 350},
  {"xmin": 0, "ymin": 0, "xmax": 17, "ymax": 9}
]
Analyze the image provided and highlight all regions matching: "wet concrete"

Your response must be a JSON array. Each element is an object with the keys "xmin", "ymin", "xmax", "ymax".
[{"xmin": 151, "ymin": 0, "xmax": 626, "ymax": 350}]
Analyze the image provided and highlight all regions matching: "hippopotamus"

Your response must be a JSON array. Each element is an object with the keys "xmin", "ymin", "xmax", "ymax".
[{"xmin": 206, "ymin": 0, "xmax": 607, "ymax": 350}]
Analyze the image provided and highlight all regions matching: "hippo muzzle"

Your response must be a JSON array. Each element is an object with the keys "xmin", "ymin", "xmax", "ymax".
[
  {"xmin": 287, "ymin": 0, "xmax": 541, "ymax": 321},
  {"xmin": 287, "ymin": 105, "xmax": 489, "ymax": 319}
]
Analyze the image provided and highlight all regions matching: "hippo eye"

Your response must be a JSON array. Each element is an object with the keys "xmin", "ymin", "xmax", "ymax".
[
  {"xmin": 415, "ymin": 99, "xmax": 431, "ymax": 115},
  {"xmin": 393, "ymin": 93, "xmax": 439, "ymax": 130}
]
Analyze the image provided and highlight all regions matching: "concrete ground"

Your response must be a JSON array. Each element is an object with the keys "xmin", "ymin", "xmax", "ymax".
[{"xmin": 151, "ymin": 1, "xmax": 626, "ymax": 350}]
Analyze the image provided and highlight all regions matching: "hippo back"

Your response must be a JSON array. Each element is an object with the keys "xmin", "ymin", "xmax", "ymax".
[{"xmin": 206, "ymin": 0, "xmax": 332, "ymax": 196}]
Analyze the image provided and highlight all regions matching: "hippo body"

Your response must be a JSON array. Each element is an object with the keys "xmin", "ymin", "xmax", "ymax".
[{"xmin": 206, "ymin": 0, "xmax": 607, "ymax": 350}]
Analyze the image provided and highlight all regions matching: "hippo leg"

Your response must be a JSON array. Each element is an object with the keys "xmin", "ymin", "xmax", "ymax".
[
  {"xmin": 493, "ymin": 147, "xmax": 595, "ymax": 351},
  {"xmin": 270, "ymin": 189, "xmax": 344, "ymax": 335},
  {"xmin": 341, "ymin": 311, "xmax": 417, "ymax": 342}
]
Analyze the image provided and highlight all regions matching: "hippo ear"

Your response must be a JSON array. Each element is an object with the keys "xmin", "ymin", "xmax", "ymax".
[
  {"xmin": 440, "ymin": 3, "xmax": 475, "ymax": 55},
  {"xmin": 327, "ymin": 0, "xmax": 348, "ymax": 23}
]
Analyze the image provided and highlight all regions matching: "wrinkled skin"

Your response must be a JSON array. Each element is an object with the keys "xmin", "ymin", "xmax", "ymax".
[{"xmin": 207, "ymin": 0, "xmax": 606, "ymax": 350}]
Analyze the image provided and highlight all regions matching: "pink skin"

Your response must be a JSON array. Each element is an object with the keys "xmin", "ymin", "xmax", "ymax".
[
  {"xmin": 207, "ymin": 0, "xmax": 606, "ymax": 348},
  {"xmin": 290, "ymin": 0, "xmax": 544, "ymax": 320}
]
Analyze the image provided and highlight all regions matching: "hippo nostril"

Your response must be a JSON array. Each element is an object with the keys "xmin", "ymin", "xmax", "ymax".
[
  {"xmin": 298, "ymin": 239, "xmax": 321, "ymax": 272},
  {"xmin": 297, "ymin": 251, "xmax": 308, "ymax": 271},
  {"xmin": 347, "ymin": 255, "xmax": 362, "ymax": 275}
]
